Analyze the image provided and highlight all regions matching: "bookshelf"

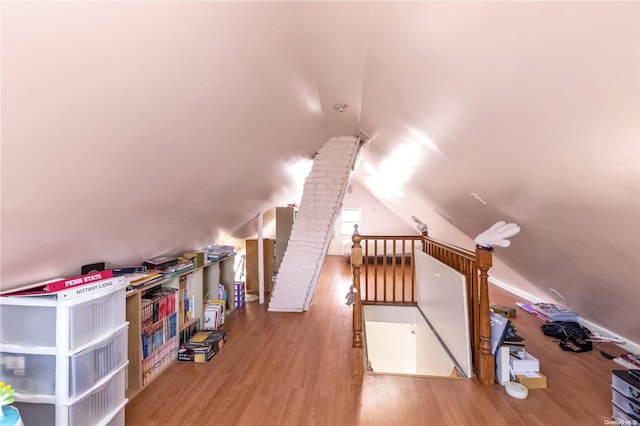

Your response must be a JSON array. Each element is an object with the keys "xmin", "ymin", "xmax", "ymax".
[
  {"xmin": 246, "ymin": 238, "xmax": 275, "ymax": 293},
  {"xmin": 125, "ymin": 256, "xmax": 235, "ymax": 400}
]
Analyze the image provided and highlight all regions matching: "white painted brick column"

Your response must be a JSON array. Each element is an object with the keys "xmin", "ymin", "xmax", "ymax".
[{"xmin": 268, "ymin": 136, "xmax": 360, "ymax": 312}]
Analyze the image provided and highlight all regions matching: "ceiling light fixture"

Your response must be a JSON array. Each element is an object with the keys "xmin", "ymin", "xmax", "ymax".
[{"xmin": 333, "ymin": 103, "xmax": 348, "ymax": 112}]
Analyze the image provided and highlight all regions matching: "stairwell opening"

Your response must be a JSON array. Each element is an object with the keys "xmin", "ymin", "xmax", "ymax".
[
  {"xmin": 361, "ymin": 249, "xmax": 474, "ymax": 379},
  {"xmin": 363, "ymin": 305, "xmax": 465, "ymax": 378}
]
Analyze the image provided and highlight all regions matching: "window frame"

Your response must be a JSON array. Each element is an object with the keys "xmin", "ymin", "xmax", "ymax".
[{"xmin": 340, "ymin": 208, "xmax": 361, "ymax": 235}]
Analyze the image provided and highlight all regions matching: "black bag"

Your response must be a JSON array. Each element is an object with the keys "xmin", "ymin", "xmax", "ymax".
[{"xmin": 540, "ymin": 321, "xmax": 592, "ymax": 353}]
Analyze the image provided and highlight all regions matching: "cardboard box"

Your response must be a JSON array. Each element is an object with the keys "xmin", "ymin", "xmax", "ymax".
[
  {"xmin": 490, "ymin": 303, "xmax": 516, "ymax": 318},
  {"xmin": 516, "ymin": 372, "xmax": 547, "ymax": 389},
  {"xmin": 202, "ymin": 329, "xmax": 227, "ymax": 352},
  {"xmin": 184, "ymin": 251, "xmax": 206, "ymax": 268},
  {"xmin": 177, "ymin": 329, "xmax": 227, "ymax": 363},
  {"xmin": 177, "ymin": 342, "xmax": 216, "ymax": 363}
]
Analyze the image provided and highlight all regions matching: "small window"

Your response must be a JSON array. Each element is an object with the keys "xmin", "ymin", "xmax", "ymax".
[{"xmin": 340, "ymin": 208, "xmax": 361, "ymax": 235}]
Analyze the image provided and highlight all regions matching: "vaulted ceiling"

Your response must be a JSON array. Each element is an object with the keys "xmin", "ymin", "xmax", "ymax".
[{"xmin": 1, "ymin": 2, "xmax": 638, "ymax": 344}]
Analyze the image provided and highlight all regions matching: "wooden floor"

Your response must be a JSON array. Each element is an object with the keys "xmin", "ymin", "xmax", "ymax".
[{"xmin": 125, "ymin": 255, "xmax": 626, "ymax": 425}]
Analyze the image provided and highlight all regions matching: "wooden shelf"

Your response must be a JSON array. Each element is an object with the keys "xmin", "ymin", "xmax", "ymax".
[
  {"xmin": 245, "ymin": 239, "xmax": 275, "ymax": 292},
  {"xmin": 179, "ymin": 317, "xmax": 199, "ymax": 333},
  {"xmin": 125, "ymin": 255, "xmax": 237, "ymax": 399}
]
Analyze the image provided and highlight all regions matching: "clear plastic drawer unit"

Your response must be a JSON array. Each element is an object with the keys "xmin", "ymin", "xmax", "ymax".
[{"xmin": 0, "ymin": 278, "xmax": 129, "ymax": 426}]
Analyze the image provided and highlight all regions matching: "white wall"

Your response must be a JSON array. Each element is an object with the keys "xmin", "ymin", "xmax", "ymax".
[
  {"xmin": 364, "ymin": 305, "xmax": 456, "ymax": 377},
  {"xmin": 327, "ymin": 180, "xmax": 416, "ymax": 256}
]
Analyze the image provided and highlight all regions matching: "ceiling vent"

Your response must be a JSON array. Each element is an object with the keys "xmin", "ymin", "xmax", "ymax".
[{"xmin": 469, "ymin": 193, "xmax": 487, "ymax": 205}]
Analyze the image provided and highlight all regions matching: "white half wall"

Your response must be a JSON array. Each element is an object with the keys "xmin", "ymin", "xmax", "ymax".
[{"xmin": 364, "ymin": 305, "xmax": 456, "ymax": 377}]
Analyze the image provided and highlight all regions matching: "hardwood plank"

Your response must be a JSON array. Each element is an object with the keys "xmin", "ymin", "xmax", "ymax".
[{"xmin": 126, "ymin": 255, "xmax": 625, "ymax": 425}]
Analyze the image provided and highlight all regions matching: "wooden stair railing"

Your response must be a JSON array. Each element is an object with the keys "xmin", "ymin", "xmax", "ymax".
[
  {"xmin": 351, "ymin": 231, "xmax": 495, "ymax": 386},
  {"xmin": 351, "ymin": 233, "xmax": 364, "ymax": 379}
]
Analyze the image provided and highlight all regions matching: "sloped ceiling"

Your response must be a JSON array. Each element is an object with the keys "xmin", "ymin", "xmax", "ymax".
[{"xmin": 1, "ymin": 2, "xmax": 638, "ymax": 343}]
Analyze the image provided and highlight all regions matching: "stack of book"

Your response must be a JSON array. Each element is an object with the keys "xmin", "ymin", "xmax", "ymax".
[
  {"xmin": 142, "ymin": 255, "xmax": 195, "ymax": 277},
  {"xmin": 516, "ymin": 302, "xmax": 578, "ymax": 323},
  {"xmin": 179, "ymin": 273, "xmax": 196, "ymax": 327},
  {"xmin": 532, "ymin": 303, "xmax": 578, "ymax": 322},
  {"xmin": 140, "ymin": 287, "xmax": 177, "ymax": 360},
  {"xmin": 204, "ymin": 245, "xmax": 236, "ymax": 261},
  {"xmin": 125, "ymin": 270, "xmax": 164, "ymax": 289},
  {"xmin": 203, "ymin": 301, "xmax": 225, "ymax": 330},
  {"xmin": 143, "ymin": 256, "xmax": 179, "ymax": 271},
  {"xmin": 617, "ymin": 353, "xmax": 640, "ymax": 369},
  {"xmin": 0, "ymin": 270, "xmax": 122, "ymax": 300},
  {"xmin": 234, "ymin": 281, "xmax": 246, "ymax": 309},
  {"xmin": 178, "ymin": 329, "xmax": 227, "ymax": 363},
  {"xmin": 490, "ymin": 310, "xmax": 511, "ymax": 355},
  {"xmin": 163, "ymin": 259, "xmax": 195, "ymax": 276},
  {"xmin": 141, "ymin": 287, "xmax": 177, "ymax": 329},
  {"xmin": 179, "ymin": 319, "xmax": 200, "ymax": 346}
]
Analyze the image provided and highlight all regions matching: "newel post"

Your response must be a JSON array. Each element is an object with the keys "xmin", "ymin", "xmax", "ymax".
[
  {"xmin": 352, "ymin": 228, "xmax": 364, "ymax": 379},
  {"xmin": 475, "ymin": 247, "xmax": 495, "ymax": 386}
]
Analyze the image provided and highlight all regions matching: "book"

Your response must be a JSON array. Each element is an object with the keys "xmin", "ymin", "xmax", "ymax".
[
  {"xmin": 206, "ymin": 299, "xmax": 226, "ymax": 325},
  {"xmin": 490, "ymin": 310, "xmax": 511, "ymax": 355},
  {"xmin": 0, "ymin": 270, "xmax": 114, "ymax": 296},
  {"xmin": 531, "ymin": 303, "xmax": 578, "ymax": 322},
  {"xmin": 203, "ymin": 302, "xmax": 224, "ymax": 330},
  {"xmin": 54, "ymin": 276, "xmax": 125, "ymax": 300},
  {"xmin": 143, "ymin": 256, "xmax": 178, "ymax": 271},
  {"xmin": 126, "ymin": 271, "xmax": 165, "ymax": 288},
  {"xmin": 112, "ymin": 266, "xmax": 147, "ymax": 275},
  {"xmin": 204, "ymin": 245, "xmax": 236, "ymax": 261},
  {"xmin": 620, "ymin": 353, "xmax": 640, "ymax": 368},
  {"xmin": 161, "ymin": 262, "xmax": 195, "ymax": 278},
  {"xmin": 516, "ymin": 302, "xmax": 555, "ymax": 322},
  {"xmin": 614, "ymin": 357, "xmax": 638, "ymax": 369},
  {"xmin": 5, "ymin": 276, "xmax": 125, "ymax": 300},
  {"xmin": 515, "ymin": 302, "xmax": 536, "ymax": 314}
]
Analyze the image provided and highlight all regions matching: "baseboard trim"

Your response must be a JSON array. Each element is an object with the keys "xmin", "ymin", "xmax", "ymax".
[{"xmin": 489, "ymin": 277, "xmax": 640, "ymax": 355}]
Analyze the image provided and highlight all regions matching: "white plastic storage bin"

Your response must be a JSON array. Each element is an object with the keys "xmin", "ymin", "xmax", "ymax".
[
  {"xmin": 69, "ymin": 363, "xmax": 126, "ymax": 425},
  {"xmin": 612, "ymin": 370, "xmax": 640, "ymax": 403},
  {"xmin": 612, "ymin": 403, "xmax": 638, "ymax": 424},
  {"xmin": 69, "ymin": 288, "xmax": 126, "ymax": 350},
  {"xmin": 0, "ymin": 278, "xmax": 126, "ymax": 351},
  {"xmin": 0, "ymin": 351, "xmax": 56, "ymax": 394},
  {"xmin": 1, "ymin": 280, "xmax": 128, "ymax": 425},
  {"xmin": 13, "ymin": 401, "xmax": 55, "ymax": 426},
  {"xmin": 70, "ymin": 326, "xmax": 128, "ymax": 398},
  {"xmin": 103, "ymin": 400, "xmax": 126, "ymax": 426},
  {"xmin": 612, "ymin": 388, "xmax": 640, "ymax": 421},
  {"xmin": 11, "ymin": 365, "xmax": 127, "ymax": 426},
  {"xmin": 0, "ymin": 304, "xmax": 57, "ymax": 346},
  {"xmin": 0, "ymin": 324, "xmax": 128, "ymax": 398}
]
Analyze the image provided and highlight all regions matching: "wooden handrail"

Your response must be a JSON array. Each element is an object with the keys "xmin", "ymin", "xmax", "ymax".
[
  {"xmin": 475, "ymin": 247, "xmax": 494, "ymax": 386},
  {"xmin": 351, "ymin": 233, "xmax": 364, "ymax": 379},
  {"xmin": 355, "ymin": 235, "xmax": 422, "ymax": 304},
  {"xmin": 351, "ymin": 231, "xmax": 495, "ymax": 386}
]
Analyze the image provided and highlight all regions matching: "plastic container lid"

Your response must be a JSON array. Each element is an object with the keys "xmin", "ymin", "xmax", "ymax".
[
  {"xmin": 1, "ymin": 406, "xmax": 24, "ymax": 426},
  {"xmin": 505, "ymin": 381, "xmax": 528, "ymax": 399}
]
